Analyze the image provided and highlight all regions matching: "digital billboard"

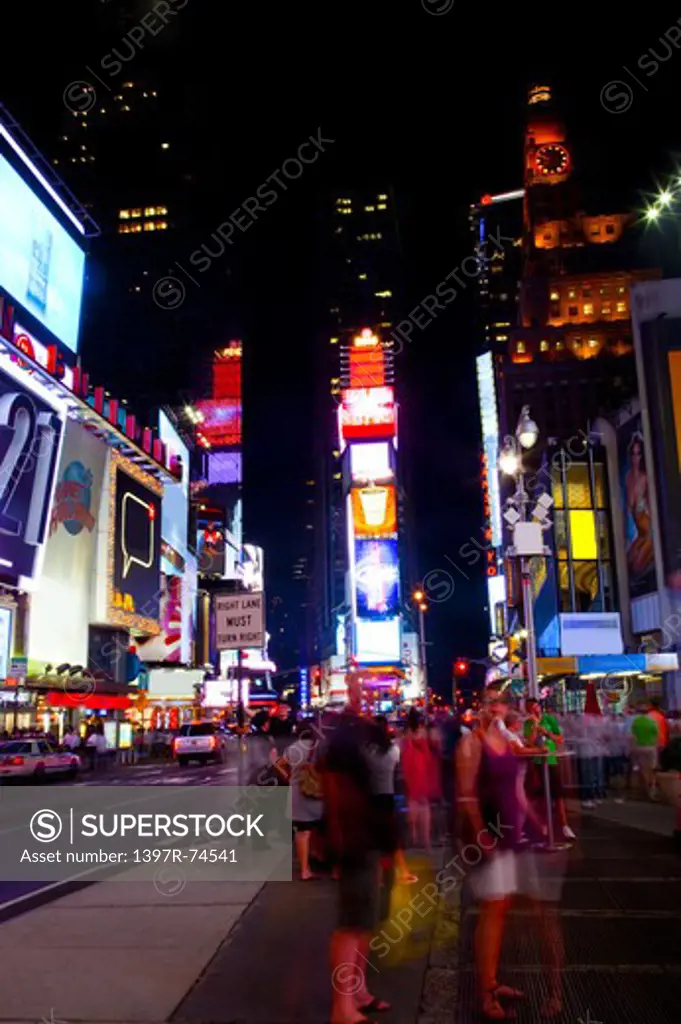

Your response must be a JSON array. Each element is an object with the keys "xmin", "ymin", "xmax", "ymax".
[
  {"xmin": 28, "ymin": 419, "xmax": 106, "ymax": 666},
  {"xmin": 349, "ymin": 339, "xmax": 385, "ymax": 388},
  {"xmin": 197, "ymin": 511, "xmax": 226, "ymax": 577},
  {"xmin": 0, "ymin": 360, "xmax": 64, "ymax": 580},
  {"xmin": 159, "ymin": 411, "xmax": 189, "ymax": 566},
  {"xmin": 354, "ymin": 538, "xmax": 400, "ymax": 617},
  {"xmin": 0, "ymin": 152, "xmax": 85, "ymax": 353},
  {"xmin": 351, "ymin": 485, "xmax": 397, "ymax": 537},
  {"xmin": 618, "ymin": 413, "xmax": 656, "ymax": 600},
  {"xmin": 355, "ymin": 617, "xmax": 401, "ymax": 664},
  {"xmin": 137, "ymin": 573, "xmax": 182, "ymax": 662},
  {"xmin": 109, "ymin": 456, "xmax": 162, "ymax": 633},
  {"xmin": 350, "ymin": 442, "xmax": 393, "ymax": 483},
  {"xmin": 196, "ymin": 397, "xmax": 241, "ymax": 447},
  {"xmin": 340, "ymin": 387, "xmax": 396, "ymax": 442},
  {"xmin": 207, "ymin": 451, "xmax": 242, "ymax": 485}
]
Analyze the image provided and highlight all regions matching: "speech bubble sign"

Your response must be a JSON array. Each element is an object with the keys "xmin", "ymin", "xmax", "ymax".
[{"xmin": 121, "ymin": 491, "xmax": 156, "ymax": 579}]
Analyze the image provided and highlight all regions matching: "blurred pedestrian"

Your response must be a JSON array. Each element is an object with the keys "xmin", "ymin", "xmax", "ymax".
[
  {"xmin": 401, "ymin": 708, "xmax": 439, "ymax": 850},
  {"xmin": 323, "ymin": 684, "xmax": 388, "ymax": 1024},
  {"xmin": 366, "ymin": 715, "xmax": 418, "ymax": 885},
  {"xmin": 282, "ymin": 721, "xmax": 324, "ymax": 880},
  {"xmin": 456, "ymin": 684, "xmax": 526, "ymax": 1020}
]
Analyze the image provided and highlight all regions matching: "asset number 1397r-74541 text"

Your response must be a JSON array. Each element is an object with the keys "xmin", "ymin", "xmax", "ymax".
[{"xmin": 132, "ymin": 849, "xmax": 237, "ymax": 863}]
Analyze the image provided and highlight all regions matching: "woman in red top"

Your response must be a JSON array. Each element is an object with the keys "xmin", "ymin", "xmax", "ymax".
[{"xmin": 401, "ymin": 709, "xmax": 440, "ymax": 851}]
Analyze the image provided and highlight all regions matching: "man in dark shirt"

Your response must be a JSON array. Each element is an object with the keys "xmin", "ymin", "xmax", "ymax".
[{"xmin": 324, "ymin": 685, "xmax": 389, "ymax": 1023}]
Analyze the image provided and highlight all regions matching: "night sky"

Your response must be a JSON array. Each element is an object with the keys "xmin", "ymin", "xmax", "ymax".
[{"xmin": 4, "ymin": 1, "xmax": 681, "ymax": 690}]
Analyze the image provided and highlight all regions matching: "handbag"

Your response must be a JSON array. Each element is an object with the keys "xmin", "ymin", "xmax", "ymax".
[{"xmin": 299, "ymin": 745, "xmax": 323, "ymax": 800}]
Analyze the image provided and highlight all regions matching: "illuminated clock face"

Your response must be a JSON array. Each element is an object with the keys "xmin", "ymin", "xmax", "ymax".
[{"xmin": 535, "ymin": 144, "xmax": 570, "ymax": 177}]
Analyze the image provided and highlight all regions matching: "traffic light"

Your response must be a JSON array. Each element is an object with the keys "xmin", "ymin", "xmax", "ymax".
[{"xmin": 454, "ymin": 658, "xmax": 469, "ymax": 678}]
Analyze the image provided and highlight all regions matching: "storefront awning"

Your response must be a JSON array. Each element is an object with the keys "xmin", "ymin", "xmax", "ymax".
[{"xmin": 46, "ymin": 692, "xmax": 132, "ymax": 711}]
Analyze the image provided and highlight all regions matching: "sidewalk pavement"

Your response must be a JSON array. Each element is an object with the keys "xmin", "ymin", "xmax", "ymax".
[{"xmin": 1, "ymin": 801, "xmax": 679, "ymax": 1023}]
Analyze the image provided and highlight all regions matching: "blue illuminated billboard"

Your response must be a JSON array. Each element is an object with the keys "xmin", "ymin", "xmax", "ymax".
[
  {"xmin": 354, "ymin": 538, "xmax": 399, "ymax": 618},
  {"xmin": 0, "ymin": 153, "xmax": 85, "ymax": 353}
]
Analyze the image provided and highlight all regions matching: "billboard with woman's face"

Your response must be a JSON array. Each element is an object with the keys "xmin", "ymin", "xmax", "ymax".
[{"xmin": 619, "ymin": 414, "xmax": 656, "ymax": 599}]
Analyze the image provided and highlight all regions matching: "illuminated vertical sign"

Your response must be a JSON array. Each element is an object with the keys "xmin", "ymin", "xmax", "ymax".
[{"xmin": 476, "ymin": 352, "xmax": 502, "ymax": 548}]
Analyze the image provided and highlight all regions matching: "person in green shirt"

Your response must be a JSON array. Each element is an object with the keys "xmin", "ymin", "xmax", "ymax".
[
  {"xmin": 630, "ymin": 703, "xmax": 659, "ymax": 797},
  {"xmin": 524, "ymin": 699, "xmax": 575, "ymax": 841}
]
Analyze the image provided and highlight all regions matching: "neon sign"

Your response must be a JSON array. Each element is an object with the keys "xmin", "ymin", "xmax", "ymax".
[{"xmin": 340, "ymin": 386, "xmax": 395, "ymax": 441}]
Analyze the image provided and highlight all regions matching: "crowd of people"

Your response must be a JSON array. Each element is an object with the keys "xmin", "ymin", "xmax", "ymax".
[{"xmin": 248, "ymin": 688, "xmax": 680, "ymax": 1024}]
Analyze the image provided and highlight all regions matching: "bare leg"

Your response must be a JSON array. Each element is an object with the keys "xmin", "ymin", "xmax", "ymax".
[
  {"xmin": 295, "ymin": 830, "xmax": 312, "ymax": 879},
  {"xmin": 330, "ymin": 929, "xmax": 372, "ymax": 1024},
  {"xmin": 474, "ymin": 897, "xmax": 512, "ymax": 1018},
  {"xmin": 422, "ymin": 801, "xmax": 432, "ymax": 852}
]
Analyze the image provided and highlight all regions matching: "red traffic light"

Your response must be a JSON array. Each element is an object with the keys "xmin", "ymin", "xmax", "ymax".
[{"xmin": 454, "ymin": 658, "xmax": 469, "ymax": 678}]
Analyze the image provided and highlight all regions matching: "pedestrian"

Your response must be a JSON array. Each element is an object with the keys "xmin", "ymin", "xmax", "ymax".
[
  {"xmin": 280, "ymin": 721, "xmax": 324, "ymax": 880},
  {"xmin": 524, "ymin": 699, "xmax": 575, "ymax": 841},
  {"xmin": 455, "ymin": 684, "xmax": 526, "ymax": 1020},
  {"xmin": 630, "ymin": 702, "xmax": 659, "ymax": 798},
  {"xmin": 62, "ymin": 725, "xmax": 81, "ymax": 753},
  {"xmin": 323, "ymin": 683, "xmax": 389, "ymax": 1024},
  {"xmin": 649, "ymin": 698, "xmax": 670, "ymax": 765},
  {"xmin": 366, "ymin": 715, "xmax": 418, "ymax": 885},
  {"xmin": 85, "ymin": 727, "xmax": 99, "ymax": 771},
  {"xmin": 401, "ymin": 708, "xmax": 439, "ymax": 851}
]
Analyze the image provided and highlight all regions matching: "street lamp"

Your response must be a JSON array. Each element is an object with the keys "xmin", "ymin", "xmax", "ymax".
[
  {"xmin": 413, "ymin": 588, "xmax": 429, "ymax": 700},
  {"xmin": 500, "ymin": 407, "xmax": 551, "ymax": 701},
  {"xmin": 516, "ymin": 405, "xmax": 539, "ymax": 450}
]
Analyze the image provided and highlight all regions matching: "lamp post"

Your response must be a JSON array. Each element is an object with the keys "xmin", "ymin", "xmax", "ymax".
[
  {"xmin": 413, "ymin": 589, "xmax": 429, "ymax": 701},
  {"xmin": 500, "ymin": 406, "xmax": 551, "ymax": 702}
]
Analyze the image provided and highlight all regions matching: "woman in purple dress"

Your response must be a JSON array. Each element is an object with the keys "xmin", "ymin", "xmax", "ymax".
[{"xmin": 456, "ymin": 684, "xmax": 525, "ymax": 1021}]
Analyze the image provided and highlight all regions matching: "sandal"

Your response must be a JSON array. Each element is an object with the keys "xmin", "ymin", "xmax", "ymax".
[{"xmin": 481, "ymin": 988, "xmax": 518, "ymax": 1021}]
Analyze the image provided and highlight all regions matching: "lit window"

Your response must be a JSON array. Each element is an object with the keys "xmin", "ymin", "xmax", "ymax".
[
  {"xmin": 123, "ymin": 82, "xmax": 134, "ymax": 88},
  {"xmin": 540, "ymin": 340, "xmax": 549, "ymax": 352},
  {"xmin": 375, "ymin": 290, "xmax": 392, "ymax": 298},
  {"xmin": 496, "ymin": 334, "xmax": 509, "ymax": 341},
  {"xmin": 600, "ymin": 286, "xmax": 609, "ymax": 296},
  {"xmin": 569, "ymin": 509, "xmax": 597, "ymax": 560},
  {"xmin": 134, "ymin": 286, "xmax": 141, "ymax": 293},
  {"xmin": 131, "ymin": 209, "xmax": 142, "ymax": 218},
  {"xmin": 556, "ymin": 340, "xmax": 565, "ymax": 350},
  {"xmin": 616, "ymin": 300, "xmax": 627, "ymax": 313},
  {"xmin": 583, "ymin": 303, "xmax": 594, "ymax": 315},
  {"xmin": 144, "ymin": 222, "xmax": 156, "ymax": 231},
  {"xmin": 377, "ymin": 203, "xmax": 387, "ymax": 210},
  {"xmin": 617, "ymin": 285, "xmax": 626, "ymax": 295},
  {"xmin": 568, "ymin": 289, "xmax": 577, "ymax": 299},
  {"xmin": 602, "ymin": 303, "xmax": 611, "ymax": 314},
  {"xmin": 377, "ymin": 194, "xmax": 388, "ymax": 200},
  {"xmin": 114, "ymin": 95, "xmax": 123, "ymax": 101},
  {"xmin": 119, "ymin": 210, "xmax": 130, "ymax": 220},
  {"xmin": 516, "ymin": 341, "xmax": 526, "ymax": 354},
  {"xmin": 156, "ymin": 221, "xmax": 168, "ymax": 230},
  {"xmin": 161, "ymin": 143, "xmax": 170, "ymax": 150},
  {"xmin": 365, "ymin": 205, "xmax": 375, "ymax": 212},
  {"xmin": 550, "ymin": 290, "xmax": 560, "ymax": 301},
  {"xmin": 144, "ymin": 207, "xmax": 156, "ymax": 217},
  {"xmin": 121, "ymin": 105, "xmax": 131, "ymax": 112},
  {"xmin": 588, "ymin": 338, "xmax": 599, "ymax": 348},
  {"xmin": 157, "ymin": 206, "xmax": 168, "ymax": 215},
  {"xmin": 358, "ymin": 273, "xmax": 367, "ymax": 280},
  {"xmin": 330, "ymin": 337, "xmax": 339, "ymax": 345},
  {"xmin": 572, "ymin": 337, "xmax": 582, "ymax": 348}
]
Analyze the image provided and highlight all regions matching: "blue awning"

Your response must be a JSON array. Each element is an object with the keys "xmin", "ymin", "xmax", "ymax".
[{"xmin": 577, "ymin": 654, "xmax": 645, "ymax": 675}]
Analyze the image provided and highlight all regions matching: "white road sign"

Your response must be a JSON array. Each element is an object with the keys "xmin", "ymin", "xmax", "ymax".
[{"xmin": 215, "ymin": 592, "xmax": 265, "ymax": 650}]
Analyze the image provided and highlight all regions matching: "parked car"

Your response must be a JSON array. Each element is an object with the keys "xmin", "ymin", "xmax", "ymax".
[
  {"xmin": 173, "ymin": 723, "xmax": 228, "ymax": 766},
  {"xmin": 0, "ymin": 739, "xmax": 81, "ymax": 781}
]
